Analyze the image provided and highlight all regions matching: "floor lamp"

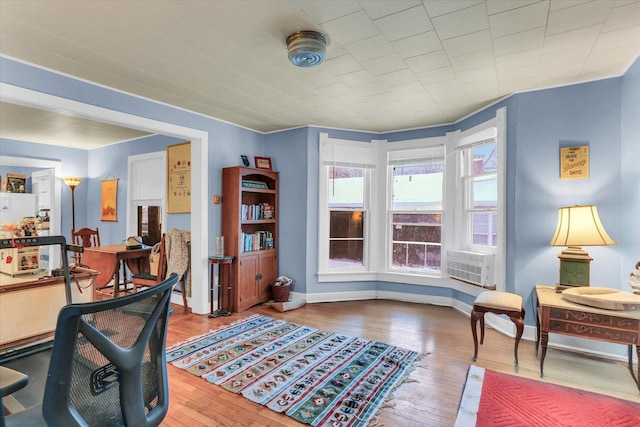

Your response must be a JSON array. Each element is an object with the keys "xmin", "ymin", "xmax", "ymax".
[{"xmin": 63, "ymin": 177, "xmax": 83, "ymax": 263}]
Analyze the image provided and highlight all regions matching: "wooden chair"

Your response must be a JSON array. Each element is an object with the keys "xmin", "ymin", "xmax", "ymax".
[
  {"xmin": 71, "ymin": 227, "xmax": 100, "ymax": 265},
  {"xmin": 131, "ymin": 234, "xmax": 167, "ymax": 291}
]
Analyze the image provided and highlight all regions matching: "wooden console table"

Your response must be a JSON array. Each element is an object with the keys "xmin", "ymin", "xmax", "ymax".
[{"xmin": 535, "ymin": 284, "xmax": 640, "ymax": 391}]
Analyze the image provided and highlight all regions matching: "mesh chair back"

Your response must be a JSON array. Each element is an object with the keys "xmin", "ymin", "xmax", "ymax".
[{"xmin": 42, "ymin": 273, "xmax": 179, "ymax": 427}]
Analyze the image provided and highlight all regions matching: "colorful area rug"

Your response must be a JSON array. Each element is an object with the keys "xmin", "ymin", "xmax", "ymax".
[
  {"xmin": 167, "ymin": 314, "xmax": 421, "ymax": 426},
  {"xmin": 456, "ymin": 365, "xmax": 640, "ymax": 426}
]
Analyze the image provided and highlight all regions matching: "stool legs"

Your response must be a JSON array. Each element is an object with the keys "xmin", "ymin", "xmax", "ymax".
[
  {"xmin": 511, "ymin": 308, "xmax": 525, "ymax": 371},
  {"xmin": 470, "ymin": 306, "xmax": 525, "ymax": 372},
  {"xmin": 470, "ymin": 309, "xmax": 484, "ymax": 362}
]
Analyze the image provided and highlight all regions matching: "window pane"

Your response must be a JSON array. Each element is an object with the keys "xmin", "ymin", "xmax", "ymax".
[
  {"xmin": 472, "ymin": 175, "xmax": 497, "ymax": 209},
  {"xmin": 328, "ymin": 166, "xmax": 364, "ymax": 208},
  {"xmin": 329, "ymin": 210, "xmax": 364, "ymax": 267},
  {"xmin": 392, "ymin": 160, "xmax": 443, "ymax": 210},
  {"xmin": 391, "ymin": 213, "xmax": 441, "ymax": 272},
  {"xmin": 472, "ymin": 143, "xmax": 497, "ymax": 174},
  {"xmin": 472, "ymin": 212, "xmax": 497, "ymax": 246},
  {"xmin": 330, "ymin": 211, "xmax": 364, "ymax": 238}
]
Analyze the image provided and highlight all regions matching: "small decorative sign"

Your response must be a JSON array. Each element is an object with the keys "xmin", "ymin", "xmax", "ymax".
[
  {"xmin": 167, "ymin": 142, "xmax": 191, "ymax": 213},
  {"xmin": 560, "ymin": 146, "xmax": 589, "ymax": 180}
]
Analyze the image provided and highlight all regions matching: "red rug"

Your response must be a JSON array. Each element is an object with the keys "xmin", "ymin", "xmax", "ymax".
[{"xmin": 456, "ymin": 365, "xmax": 640, "ymax": 426}]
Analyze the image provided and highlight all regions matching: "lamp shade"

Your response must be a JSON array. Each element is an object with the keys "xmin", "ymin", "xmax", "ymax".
[
  {"xmin": 63, "ymin": 177, "xmax": 83, "ymax": 189},
  {"xmin": 550, "ymin": 205, "xmax": 616, "ymax": 247}
]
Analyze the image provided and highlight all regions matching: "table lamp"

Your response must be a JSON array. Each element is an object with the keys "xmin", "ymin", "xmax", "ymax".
[{"xmin": 550, "ymin": 205, "xmax": 616, "ymax": 292}]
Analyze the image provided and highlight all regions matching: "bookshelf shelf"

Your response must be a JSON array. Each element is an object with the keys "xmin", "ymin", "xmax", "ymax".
[{"xmin": 222, "ymin": 166, "xmax": 278, "ymax": 312}]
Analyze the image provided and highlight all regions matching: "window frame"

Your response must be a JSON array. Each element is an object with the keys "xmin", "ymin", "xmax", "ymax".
[
  {"xmin": 386, "ymin": 145, "xmax": 445, "ymax": 274},
  {"xmin": 318, "ymin": 134, "xmax": 379, "ymax": 280},
  {"xmin": 317, "ymin": 106, "xmax": 505, "ymax": 291},
  {"xmin": 445, "ymin": 107, "xmax": 506, "ymax": 291},
  {"xmin": 462, "ymin": 140, "xmax": 498, "ymax": 251}
]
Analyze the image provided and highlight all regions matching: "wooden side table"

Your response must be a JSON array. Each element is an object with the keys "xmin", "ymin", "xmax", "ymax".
[
  {"xmin": 535, "ymin": 284, "xmax": 640, "ymax": 391},
  {"xmin": 208, "ymin": 256, "xmax": 234, "ymax": 318}
]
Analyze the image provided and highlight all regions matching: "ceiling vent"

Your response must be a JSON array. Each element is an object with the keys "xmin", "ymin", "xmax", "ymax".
[{"xmin": 286, "ymin": 31, "xmax": 329, "ymax": 68}]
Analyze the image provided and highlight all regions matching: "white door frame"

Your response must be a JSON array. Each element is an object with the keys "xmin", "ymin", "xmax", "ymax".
[{"xmin": 1, "ymin": 82, "xmax": 210, "ymax": 314}]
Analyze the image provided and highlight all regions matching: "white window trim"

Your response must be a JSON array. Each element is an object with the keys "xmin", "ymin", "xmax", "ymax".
[
  {"xmin": 317, "ymin": 107, "xmax": 505, "ymax": 292},
  {"xmin": 384, "ymin": 140, "xmax": 446, "ymax": 274},
  {"xmin": 318, "ymin": 133, "xmax": 380, "ymax": 281},
  {"xmin": 445, "ymin": 107, "xmax": 506, "ymax": 291}
]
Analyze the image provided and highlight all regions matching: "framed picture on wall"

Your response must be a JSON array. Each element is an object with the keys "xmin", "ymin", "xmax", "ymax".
[
  {"xmin": 167, "ymin": 141, "xmax": 191, "ymax": 213},
  {"xmin": 560, "ymin": 145, "xmax": 589, "ymax": 180},
  {"xmin": 101, "ymin": 178, "xmax": 118, "ymax": 221},
  {"xmin": 5, "ymin": 173, "xmax": 27, "ymax": 193},
  {"xmin": 254, "ymin": 156, "xmax": 272, "ymax": 170}
]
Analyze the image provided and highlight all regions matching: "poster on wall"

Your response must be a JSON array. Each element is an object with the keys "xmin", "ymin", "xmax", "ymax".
[
  {"xmin": 101, "ymin": 178, "xmax": 118, "ymax": 221},
  {"xmin": 167, "ymin": 141, "xmax": 191, "ymax": 213},
  {"xmin": 560, "ymin": 145, "xmax": 589, "ymax": 180}
]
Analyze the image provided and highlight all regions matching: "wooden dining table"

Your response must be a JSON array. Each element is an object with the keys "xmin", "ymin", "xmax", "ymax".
[{"xmin": 81, "ymin": 244, "xmax": 151, "ymax": 298}]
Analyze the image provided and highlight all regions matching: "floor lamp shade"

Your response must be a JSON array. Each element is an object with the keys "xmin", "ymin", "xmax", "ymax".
[
  {"xmin": 550, "ymin": 205, "xmax": 616, "ymax": 291},
  {"xmin": 63, "ymin": 177, "xmax": 83, "ymax": 233}
]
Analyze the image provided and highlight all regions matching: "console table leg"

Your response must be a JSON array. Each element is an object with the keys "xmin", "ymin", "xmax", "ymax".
[
  {"xmin": 630, "ymin": 345, "xmax": 640, "ymax": 392},
  {"xmin": 540, "ymin": 331, "xmax": 548, "ymax": 378}
]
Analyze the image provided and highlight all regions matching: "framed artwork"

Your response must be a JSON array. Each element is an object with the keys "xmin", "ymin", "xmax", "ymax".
[
  {"xmin": 5, "ymin": 173, "xmax": 27, "ymax": 193},
  {"xmin": 254, "ymin": 156, "xmax": 272, "ymax": 170},
  {"xmin": 167, "ymin": 141, "xmax": 191, "ymax": 213},
  {"xmin": 560, "ymin": 145, "xmax": 589, "ymax": 180},
  {"xmin": 241, "ymin": 155, "xmax": 250, "ymax": 167},
  {"xmin": 101, "ymin": 178, "xmax": 118, "ymax": 221}
]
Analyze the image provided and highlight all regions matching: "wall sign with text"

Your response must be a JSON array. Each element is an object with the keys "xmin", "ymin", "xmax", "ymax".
[
  {"xmin": 560, "ymin": 146, "xmax": 589, "ymax": 180},
  {"xmin": 167, "ymin": 142, "xmax": 191, "ymax": 213}
]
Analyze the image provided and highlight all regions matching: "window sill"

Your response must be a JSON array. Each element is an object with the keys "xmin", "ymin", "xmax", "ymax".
[{"xmin": 317, "ymin": 271, "xmax": 492, "ymax": 297}]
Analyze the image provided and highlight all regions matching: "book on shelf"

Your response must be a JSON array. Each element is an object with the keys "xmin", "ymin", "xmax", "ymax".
[
  {"xmin": 241, "ymin": 180, "xmax": 268, "ymax": 189},
  {"xmin": 241, "ymin": 230, "xmax": 274, "ymax": 252},
  {"xmin": 241, "ymin": 203, "xmax": 274, "ymax": 221}
]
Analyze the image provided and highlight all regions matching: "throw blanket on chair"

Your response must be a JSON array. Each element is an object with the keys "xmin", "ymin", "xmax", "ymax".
[{"xmin": 165, "ymin": 228, "xmax": 191, "ymax": 295}]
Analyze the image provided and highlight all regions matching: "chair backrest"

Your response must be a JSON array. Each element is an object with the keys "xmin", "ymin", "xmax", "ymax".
[
  {"xmin": 72, "ymin": 227, "xmax": 101, "ymax": 247},
  {"xmin": 41, "ymin": 273, "xmax": 179, "ymax": 427},
  {"xmin": 155, "ymin": 234, "xmax": 168, "ymax": 282}
]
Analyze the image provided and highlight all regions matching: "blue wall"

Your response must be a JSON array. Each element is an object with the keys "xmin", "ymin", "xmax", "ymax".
[
  {"xmin": 1, "ymin": 55, "xmax": 638, "ymax": 328},
  {"xmin": 620, "ymin": 57, "xmax": 640, "ymax": 279}
]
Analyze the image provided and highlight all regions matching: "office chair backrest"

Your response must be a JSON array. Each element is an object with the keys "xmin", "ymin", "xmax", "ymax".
[{"xmin": 42, "ymin": 273, "xmax": 179, "ymax": 427}]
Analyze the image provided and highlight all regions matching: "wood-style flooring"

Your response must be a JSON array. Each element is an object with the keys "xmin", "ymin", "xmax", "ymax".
[{"xmin": 164, "ymin": 299, "xmax": 640, "ymax": 426}]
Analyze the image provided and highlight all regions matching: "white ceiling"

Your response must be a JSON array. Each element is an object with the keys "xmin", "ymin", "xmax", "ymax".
[
  {"xmin": 1, "ymin": 0, "xmax": 639, "ymax": 149},
  {"xmin": 0, "ymin": 102, "xmax": 152, "ymax": 149}
]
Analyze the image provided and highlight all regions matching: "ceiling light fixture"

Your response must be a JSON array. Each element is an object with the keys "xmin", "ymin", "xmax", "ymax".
[{"xmin": 286, "ymin": 30, "xmax": 329, "ymax": 68}]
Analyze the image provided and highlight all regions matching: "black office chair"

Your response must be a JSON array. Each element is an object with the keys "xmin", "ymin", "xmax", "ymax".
[{"xmin": 3, "ymin": 273, "xmax": 179, "ymax": 427}]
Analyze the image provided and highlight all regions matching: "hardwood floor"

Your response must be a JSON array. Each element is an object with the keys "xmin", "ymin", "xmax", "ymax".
[{"xmin": 164, "ymin": 299, "xmax": 640, "ymax": 426}]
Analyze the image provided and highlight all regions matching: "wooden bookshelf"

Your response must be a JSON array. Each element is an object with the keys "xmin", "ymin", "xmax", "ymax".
[{"xmin": 222, "ymin": 167, "xmax": 278, "ymax": 312}]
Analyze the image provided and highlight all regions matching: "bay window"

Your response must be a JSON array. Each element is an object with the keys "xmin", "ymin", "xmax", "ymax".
[{"xmin": 317, "ymin": 106, "xmax": 505, "ymax": 290}]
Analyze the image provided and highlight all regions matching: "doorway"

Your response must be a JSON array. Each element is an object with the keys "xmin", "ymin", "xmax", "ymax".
[
  {"xmin": 138, "ymin": 205, "xmax": 162, "ymax": 246},
  {"xmin": 1, "ymin": 82, "xmax": 209, "ymax": 314}
]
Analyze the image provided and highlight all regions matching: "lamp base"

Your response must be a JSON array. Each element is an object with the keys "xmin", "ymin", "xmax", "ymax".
[{"xmin": 555, "ymin": 246, "xmax": 592, "ymax": 293}]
